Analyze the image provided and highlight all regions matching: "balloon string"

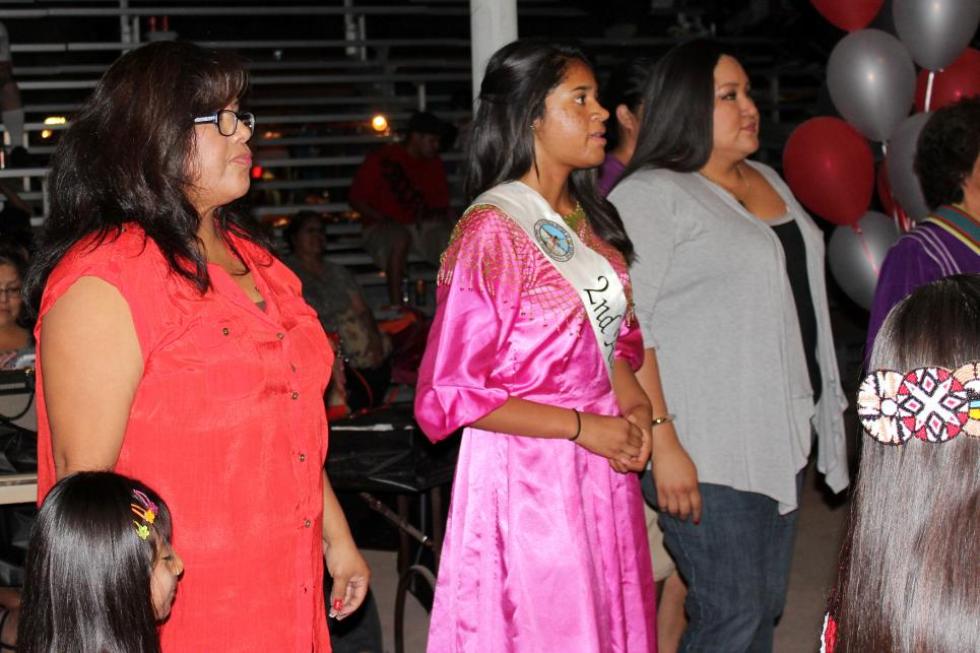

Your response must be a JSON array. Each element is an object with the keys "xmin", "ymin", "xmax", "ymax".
[
  {"xmin": 924, "ymin": 70, "xmax": 935, "ymax": 112},
  {"xmin": 853, "ymin": 225, "xmax": 880, "ymax": 276}
]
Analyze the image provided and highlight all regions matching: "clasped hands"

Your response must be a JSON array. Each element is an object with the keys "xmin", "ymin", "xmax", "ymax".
[
  {"xmin": 573, "ymin": 407, "xmax": 651, "ymax": 474},
  {"xmin": 573, "ymin": 407, "xmax": 702, "ymax": 522}
]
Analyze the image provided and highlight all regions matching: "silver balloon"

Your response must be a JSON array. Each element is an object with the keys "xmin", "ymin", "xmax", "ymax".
[
  {"xmin": 827, "ymin": 29, "xmax": 916, "ymax": 142},
  {"xmin": 829, "ymin": 211, "xmax": 901, "ymax": 310},
  {"xmin": 885, "ymin": 111, "xmax": 931, "ymax": 221},
  {"xmin": 893, "ymin": 0, "xmax": 980, "ymax": 71}
]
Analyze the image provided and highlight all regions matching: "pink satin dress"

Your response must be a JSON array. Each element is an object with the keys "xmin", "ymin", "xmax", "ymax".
[{"xmin": 415, "ymin": 205, "xmax": 657, "ymax": 652}]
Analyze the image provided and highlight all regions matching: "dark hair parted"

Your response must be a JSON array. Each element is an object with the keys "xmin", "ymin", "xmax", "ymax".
[
  {"xmin": 602, "ymin": 57, "xmax": 653, "ymax": 152},
  {"xmin": 832, "ymin": 274, "xmax": 980, "ymax": 652},
  {"xmin": 282, "ymin": 210, "xmax": 324, "ymax": 253},
  {"xmin": 624, "ymin": 39, "xmax": 734, "ymax": 177},
  {"xmin": 465, "ymin": 39, "xmax": 634, "ymax": 262},
  {"xmin": 19, "ymin": 472, "xmax": 174, "ymax": 653},
  {"xmin": 25, "ymin": 40, "xmax": 264, "ymax": 310},
  {"xmin": 914, "ymin": 97, "xmax": 980, "ymax": 210}
]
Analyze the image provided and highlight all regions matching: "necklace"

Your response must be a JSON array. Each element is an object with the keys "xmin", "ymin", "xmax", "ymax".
[{"xmin": 561, "ymin": 203, "xmax": 585, "ymax": 231}]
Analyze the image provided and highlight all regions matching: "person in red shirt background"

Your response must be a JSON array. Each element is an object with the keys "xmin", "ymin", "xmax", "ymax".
[{"xmin": 349, "ymin": 111, "xmax": 454, "ymax": 305}]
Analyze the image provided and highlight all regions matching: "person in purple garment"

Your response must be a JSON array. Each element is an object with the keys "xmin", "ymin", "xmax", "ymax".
[
  {"xmin": 866, "ymin": 97, "xmax": 980, "ymax": 354},
  {"xmin": 598, "ymin": 58, "xmax": 652, "ymax": 197}
]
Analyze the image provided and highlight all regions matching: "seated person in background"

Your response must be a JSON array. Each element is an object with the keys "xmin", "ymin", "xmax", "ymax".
[
  {"xmin": 283, "ymin": 211, "xmax": 392, "ymax": 413},
  {"xmin": 866, "ymin": 97, "xmax": 980, "ymax": 353},
  {"xmin": 348, "ymin": 111, "xmax": 454, "ymax": 306},
  {"xmin": 0, "ymin": 240, "xmax": 31, "ymax": 368}
]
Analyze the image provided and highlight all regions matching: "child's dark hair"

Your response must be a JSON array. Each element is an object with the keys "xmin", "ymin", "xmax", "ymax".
[
  {"xmin": 19, "ymin": 472, "xmax": 173, "ymax": 653},
  {"xmin": 832, "ymin": 274, "xmax": 980, "ymax": 651}
]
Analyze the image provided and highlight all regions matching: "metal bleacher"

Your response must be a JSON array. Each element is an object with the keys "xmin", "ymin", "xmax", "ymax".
[{"xmin": 0, "ymin": 0, "xmax": 825, "ymax": 308}]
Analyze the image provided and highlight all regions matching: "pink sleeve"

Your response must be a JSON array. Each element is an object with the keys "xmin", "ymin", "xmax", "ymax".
[
  {"xmin": 413, "ymin": 208, "xmax": 525, "ymax": 442},
  {"xmin": 614, "ymin": 315, "xmax": 644, "ymax": 371}
]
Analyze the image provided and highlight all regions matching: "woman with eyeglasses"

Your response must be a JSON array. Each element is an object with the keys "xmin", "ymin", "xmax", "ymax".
[
  {"xmin": 0, "ymin": 242, "xmax": 30, "ymax": 369},
  {"xmin": 24, "ymin": 41, "xmax": 368, "ymax": 652}
]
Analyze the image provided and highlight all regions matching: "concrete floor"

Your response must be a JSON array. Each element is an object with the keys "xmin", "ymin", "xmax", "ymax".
[{"xmin": 361, "ymin": 460, "xmax": 851, "ymax": 653}]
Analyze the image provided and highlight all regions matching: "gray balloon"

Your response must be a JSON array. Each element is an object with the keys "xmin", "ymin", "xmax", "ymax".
[
  {"xmin": 827, "ymin": 29, "xmax": 916, "ymax": 142},
  {"xmin": 829, "ymin": 211, "xmax": 901, "ymax": 310},
  {"xmin": 886, "ymin": 111, "xmax": 931, "ymax": 221},
  {"xmin": 893, "ymin": 0, "xmax": 980, "ymax": 71}
]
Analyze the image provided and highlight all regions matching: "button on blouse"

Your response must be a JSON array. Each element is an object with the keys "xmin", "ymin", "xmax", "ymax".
[{"xmin": 34, "ymin": 225, "xmax": 335, "ymax": 652}]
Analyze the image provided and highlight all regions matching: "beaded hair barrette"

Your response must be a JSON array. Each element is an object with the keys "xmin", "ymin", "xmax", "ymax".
[
  {"xmin": 857, "ymin": 361, "xmax": 980, "ymax": 445},
  {"xmin": 130, "ymin": 489, "xmax": 158, "ymax": 541}
]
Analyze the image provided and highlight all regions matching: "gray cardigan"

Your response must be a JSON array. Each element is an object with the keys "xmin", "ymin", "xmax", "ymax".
[{"xmin": 610, "ymin": 161, "xmax": 848, "ymax": 512}]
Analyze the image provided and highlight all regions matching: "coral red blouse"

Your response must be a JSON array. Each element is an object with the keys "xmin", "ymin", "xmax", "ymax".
[{"xmin": 34, "ymin": 225, "xmax": 333, "ymax": 652}]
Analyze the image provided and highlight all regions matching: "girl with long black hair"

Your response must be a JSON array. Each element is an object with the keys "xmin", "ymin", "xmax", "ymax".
[
  {"xmin": 825, "ymin": 274, "xmax": 980, "ymax": 652},
  {"xmin": 19, "ymin": 472, "xmax": 182, "ymax": 653},
  {"xmin": 415, "ymin": 39, "xmax": 659, "ymax": 651}
]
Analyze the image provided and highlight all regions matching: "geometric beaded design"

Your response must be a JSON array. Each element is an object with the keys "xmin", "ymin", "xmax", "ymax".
[
  {"xmin": 857, "ymin": 362, "xmax": 980, "ymax": 445},
  {"xmin": 896, "ymin": 367, "xmax": 968, "ymax": 442},
  {"xmin": 857, "ymin": 370, "xmax": 907, "ymax": 445},
  {"xmin": 952, "ymin": 361, "xmax": 980, "ymax": 437}
]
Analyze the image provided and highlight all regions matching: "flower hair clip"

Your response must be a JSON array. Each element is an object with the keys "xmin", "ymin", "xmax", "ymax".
[
  {"xmin": 131, "ymin": 489, "xmax": 158, "ymax": 541},
  {"xmin": 857, "ymin": 361, "xmax": 980, "ymax": 445}
]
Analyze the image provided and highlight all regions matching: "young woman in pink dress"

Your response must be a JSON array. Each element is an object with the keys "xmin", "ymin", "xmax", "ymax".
[{"xmin": 414, "ymin": 40, "xmax": 661, "ymax": 652}]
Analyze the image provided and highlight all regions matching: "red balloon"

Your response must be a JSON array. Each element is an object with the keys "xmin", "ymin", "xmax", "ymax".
[
  {"xmin": 783, "ymin": 117, "xmax": 874, "ymax": 226},
  {"xmin": 810, "ymin": 0, "xmax": 883, "ymax": 31},
  {"xmin": 914, "ymin": 48, "xmax": 980, "ymax": 112}
]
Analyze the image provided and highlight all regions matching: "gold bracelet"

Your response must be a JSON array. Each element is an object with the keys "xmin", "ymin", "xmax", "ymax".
[{"xmin": 650, "ymin": 414, "xmax": 674, "ymax": 428}]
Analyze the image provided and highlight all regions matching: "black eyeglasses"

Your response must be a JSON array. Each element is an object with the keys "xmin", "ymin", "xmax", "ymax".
[{"xmin": 193, "ymin": 109, "xmax": 255, "ymax": 137}]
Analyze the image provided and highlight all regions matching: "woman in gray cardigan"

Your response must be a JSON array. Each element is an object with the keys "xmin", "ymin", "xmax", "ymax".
[{"xmin": 609, "ymin": 40, "xmax": 848, "ymax": 653}]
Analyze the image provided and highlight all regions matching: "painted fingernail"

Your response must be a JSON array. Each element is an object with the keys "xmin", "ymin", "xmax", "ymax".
[{"xmin": 333, "ymin": 598, "xmax": 344, "ymax": 612}]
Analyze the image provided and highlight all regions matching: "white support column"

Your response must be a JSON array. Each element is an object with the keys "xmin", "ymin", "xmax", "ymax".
[
  {"xmin": 470, "ymin": 0, "xmax": 517, "ymax": 100},
  {"xmin": 343, "ymin": 0, "xmax": 358, "ymax": 58},
  {"xmin": 119, "ymin": 0, "xmax": 132, "ymax": 45}
]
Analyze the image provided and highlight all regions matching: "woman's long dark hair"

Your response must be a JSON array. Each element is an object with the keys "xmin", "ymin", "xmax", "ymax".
[
  {"xmin": 623, "ymin": 39, "xmax": 732, "ymax": 178},
  {"xmin": 25, "ymin": 40, "xmax": 265, "ymax": 310},
  {"xmin": 19, "ymin": 472, "xmax": 174, "ymax": 653},
  {"xmin": 465, "ymin": 39, "xmax": 634, "ymax": 262},
  {"xmin": 833, "ymin": 274, "xmax": 980, "ymax": 652}
]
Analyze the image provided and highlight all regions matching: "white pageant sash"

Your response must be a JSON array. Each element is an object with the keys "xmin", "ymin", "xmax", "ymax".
[{"xmin": 474, "ymin": 181, "xmax": 626, "ymax": 378}]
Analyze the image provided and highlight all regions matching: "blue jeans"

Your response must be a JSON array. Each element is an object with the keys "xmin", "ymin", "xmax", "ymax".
[{"xmin": 648, "ymin": 474, "xmax": 802, "ymax": 653}]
